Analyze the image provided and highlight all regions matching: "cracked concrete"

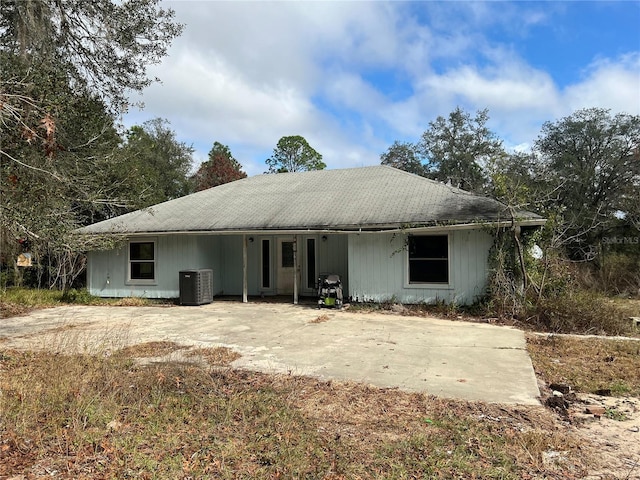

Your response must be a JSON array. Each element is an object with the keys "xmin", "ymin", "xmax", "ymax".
[{"xmin": 0, "ymin": 301, "xmax": 540, "ymax": 404}]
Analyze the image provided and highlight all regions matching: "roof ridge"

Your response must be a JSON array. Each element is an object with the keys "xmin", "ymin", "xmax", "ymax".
[{"xmin": 378, "ymin": 165, "xmax": 486, "ymax": 197}]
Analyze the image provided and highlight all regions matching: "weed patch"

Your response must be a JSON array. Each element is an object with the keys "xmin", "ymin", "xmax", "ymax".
[
  {"xmin": 309, "ymin": 313, "xmax": 330, "ymax": 323},
  {"xmin": 1, "ymin": 349, "xmax": 592, "ymax": 479},
  {"xmin": 118, "ymin": 341, "xmax": 187, "ymax": 358},
  {"xmin": 530, "ymin": 291, "xmax": 634, "ymax": 335},
  {"xmin": 604, "ymin": 408, "xmax": 629, "ymax": 421},
  {"xmin": 186, "ymin": 346, "xmax": 241, "ymax": 366},
  {"xmin": 527, "ymin": 335, "xmax": 640, "ymax": 396},
  {"xmin": 1, "ymin": 287, "xmax": 173, "ymax": 319}
]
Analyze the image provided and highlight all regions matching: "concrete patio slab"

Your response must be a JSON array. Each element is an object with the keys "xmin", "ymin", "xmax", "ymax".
[{"xmin": 0, "ymin": 302, "xmax": 540, "ymax": 405}]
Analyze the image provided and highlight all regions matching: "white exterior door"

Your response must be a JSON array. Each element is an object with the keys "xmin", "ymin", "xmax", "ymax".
[{"xmin": 276, "ymin": 238, "xmax": 295, "ymax": 294}]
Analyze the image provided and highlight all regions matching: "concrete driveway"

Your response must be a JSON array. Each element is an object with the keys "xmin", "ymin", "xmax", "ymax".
[{"xmin": 0, "ymin": 302, "xmax": 540, "ymax": 405}]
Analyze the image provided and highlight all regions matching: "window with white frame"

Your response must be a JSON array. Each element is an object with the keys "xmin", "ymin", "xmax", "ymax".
[
  {"xmin": 128, "ymin": 240, "xmax": 156, "ymax": 282},
  {"xmin": 408, "ymin": 235, "xmax": 449, "ymax": 284}
]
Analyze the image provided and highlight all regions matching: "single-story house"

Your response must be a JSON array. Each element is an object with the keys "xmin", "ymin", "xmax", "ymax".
[{"xmin": 77, "ymin": 165, "xmax": 544, "ymax": 305}]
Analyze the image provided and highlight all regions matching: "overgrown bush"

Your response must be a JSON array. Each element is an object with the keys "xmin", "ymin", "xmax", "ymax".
[
  {"xmin": 485, "ymin": 227, "xmax": 535, "ymax": 320},
  {"xmin": 485, "ymin": 245, "xmax": 525, "ymax": 319},
  {"xmin": 526, "ymin": 254, "xmax": 636, "ymax": 334},
  {"xmin": 486, "ymin": 232, "xmax": 636, "ymax": 335},
  {"xmin": 529, "ymin": 290, "xmax": 631, "ymax": 335},
  {"xmin": 540, "ymin": 252, "xmax": 640, "ymax": 297},
  {"xmin": 595, "ymin": 253, "xmax": 640, "ymax": 296}
]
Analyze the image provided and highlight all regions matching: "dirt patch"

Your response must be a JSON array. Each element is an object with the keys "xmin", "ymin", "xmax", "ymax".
[
  {"xmin": 540, "ymin": 392, "xmax": 640, "ymax": 479},
  {"xmin": 116, "ymin": 342, "xmax": 241, "ymax": 367},
  {"xmin": 528, "ymin": 334, "xmax": 640, "ymax": 479},
  {"xmin": 568, "ymin": 394, "xmax": 640, "ymax": 479}
]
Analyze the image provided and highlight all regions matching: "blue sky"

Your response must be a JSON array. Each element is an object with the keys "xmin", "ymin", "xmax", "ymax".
[{"xmin": 124, "ymin": 1, "xmax": 640, "ymax": 176}]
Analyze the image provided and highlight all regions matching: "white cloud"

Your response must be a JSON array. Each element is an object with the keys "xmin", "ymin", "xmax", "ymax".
[
  {"xmin": 137, "ymin": 51, "xmax": 320, "ymax": 143},
  {"xmin": 418, "ymin": 2, "xmax": 557, "ymax": 38},
  {"xmin": 170, "ymin": 2, "xmax": 321, "ymax": 91},
  {"xmin": 126, "ymin": 1, "xmax": 411, "ymax": 174},
  {"xmin": 323, "ymin": 72, "xmax": 388, "ymax": 115},
  {"xmin": 124, "ymin": 1, "xmax": 640, "ymax": 177},
  {"xmin": 511, "ymin": 143, "xmax": 532, "ymax": 153},
  {"xmin": 419, "ymin": 63, "xmax": 559, "ymax": 112},
  {"xmin": 395, "ymin": 51, "xmax": 639, "ymax": 152},
  {"xmin": 564, "ymin": 53, "xmax": 640, "ymax": 115}
]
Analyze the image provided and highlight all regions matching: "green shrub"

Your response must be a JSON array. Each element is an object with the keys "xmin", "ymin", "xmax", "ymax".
[
  {"xmin": 1, "ymin": 287, "xmax": 64, "ymax": 306},
  {"xmin": 60, "ymin": 288, "xmax": 97, "ymax": 304}
]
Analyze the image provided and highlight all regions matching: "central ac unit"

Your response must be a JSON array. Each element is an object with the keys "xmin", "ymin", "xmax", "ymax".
[{"xmin": 179, "ymin": 269, "xmax": 213, "ymax": 305}]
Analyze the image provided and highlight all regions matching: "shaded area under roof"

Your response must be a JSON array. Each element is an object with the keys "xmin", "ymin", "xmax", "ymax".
[{"xmin": 77, "ymin": 166, "xmax": 544, "ymax": 234}]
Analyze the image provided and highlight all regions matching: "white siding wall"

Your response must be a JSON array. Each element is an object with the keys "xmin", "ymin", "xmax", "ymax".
[
  {"xmin": 347, "ymin": 229, "xmax": 494, "ymax": 305},
  {"xmin": 87, "ymin": 233, "xmax": 351, "ymax": 299},
  {"xmin": 87, "ymin": 235, "xmax": 221, "ymax": 298},
  {"xmin": 87, "ymin": 230, "xmax": 491, "ymax": 303}
]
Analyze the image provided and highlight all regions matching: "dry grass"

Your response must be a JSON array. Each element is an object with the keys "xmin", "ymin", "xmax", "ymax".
[
  {"xmin": 117, "ymin": 341, "xmax": 241, "ymax": 366},
  {"xmin": 117, "ymin": 341, "xmax": 188, "ymax": 358},
  {"xmin": 109, "ymin": 297, "xmax": 157, "ymax": 307},
  {"xmin": 610, "ymin": 297, "xmax": 640, "ymax": 319},
  {"xmin": 0, "ymin": 301, "xmax": 34, "ymax": 318},
  {"xmin": 529, "ymin": 291, "xmax": 635, "ymax": 335},
  {"xmin": 186, "ymin": 346, "xmax": 241, "ymax": 366},
  {"xmin": 0, "ymin": 346, "xmax": 593, "ymax": 479},
  {"xmin": 309, "ymin": 313, "xmax": 330, "ymax": 324},
  {"xmin": 3, "ymin": 289, "xmax": 638, "ymax": 477},
  {"xmin": 527, "ymin": 334, "xmax": 640, "ymax": 396},
  {"xmin": 283, "ymin": 378, "xmax": 588, "ymax": 478},
  {"xmin": 0, "ymin": 287, "xmax": 172, "ymax": 320}
]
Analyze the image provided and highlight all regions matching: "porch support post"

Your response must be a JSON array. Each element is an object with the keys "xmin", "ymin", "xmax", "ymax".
[
  {"xmin": 293, "ymin": 237, "xmax": 298, "ymax": 305},
  {"xmin": 242, "ymin": 234, "xmax": 248, "ymax": 303}
]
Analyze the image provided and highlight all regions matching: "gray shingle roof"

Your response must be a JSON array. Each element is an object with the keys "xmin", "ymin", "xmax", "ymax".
[{"xmin": 77, "ymin": 166, "xmax": 543, "ymax": 234}]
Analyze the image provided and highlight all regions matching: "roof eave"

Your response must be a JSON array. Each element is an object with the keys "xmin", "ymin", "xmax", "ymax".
[{"xmin": 76, "ymin": 217, "xmax": 546, "ymax": 237}]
